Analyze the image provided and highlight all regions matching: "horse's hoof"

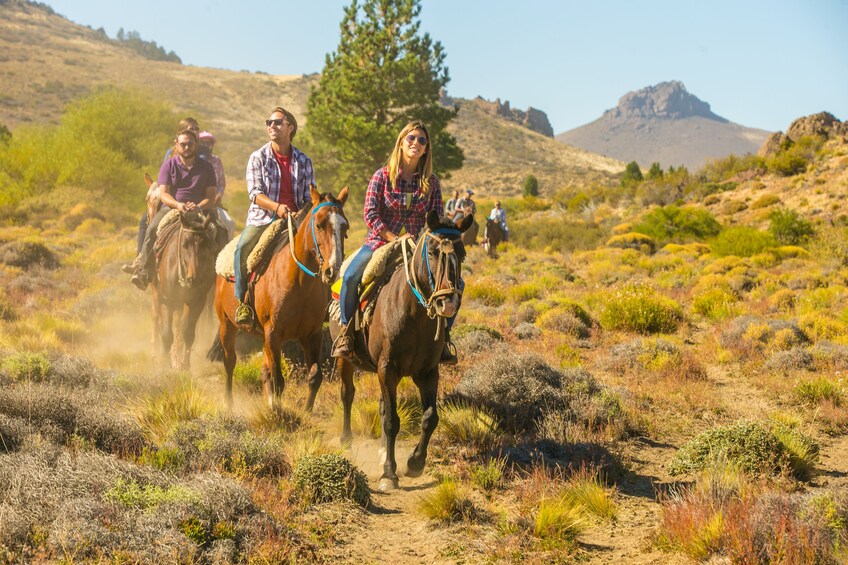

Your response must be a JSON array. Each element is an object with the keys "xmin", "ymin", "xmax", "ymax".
[
  {"xmin": 378, "ymin": 477, "xmax": 399, "ymax": 492},
  {"xmin": 406, "ymin": 457, "xmax": 425, "ymax": 477}
]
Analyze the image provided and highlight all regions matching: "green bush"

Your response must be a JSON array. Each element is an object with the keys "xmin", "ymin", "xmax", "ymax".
[
  {"xmin": 620, "ymin": 161, "xmax": 643, "ymax": 185},
  {"xmin": 512, "ymin": 216, "xmax": 603, "ymax": 253},
  {"xmin": 523, "ymin": 174, "xmax": 539, "ymax": 197},
  {"xmin": 600, "ymin": 284, "xmax": 683, "ymax": 334},
  {"xmin": 711, "ymin": 227, "xmax": 776, "ymax": 257},
  {"xmin": 292, "ymin": 454, "xmax": 370, "ymax": 507},
  {"xmin": 632, "ymin": 205, "xmax": 722, "ymax": 243},
  {"xmin": 750, "ymin": 194, "xmax": 781, "ymax": 209},
  {"xmin": 699, "ymin": 153, "xmax": 766, "ymax": 183},
  {"xmin": 0, "ymin": 87, "xmax": 177, "ymax": 211},
  {"xmin": 769, "ymin": 208, "xmax": 815, "ymax": 245},
  {"xmin": 2, "ymin": 351, "xmax": 51, "ymax": 381},
  {"xmin": 669, "ymin": 420, "xmax": 818, "ymax": 480},
  {"xmin": 566, "ymin": 192, "xmax": 591, "ymax": 213}
]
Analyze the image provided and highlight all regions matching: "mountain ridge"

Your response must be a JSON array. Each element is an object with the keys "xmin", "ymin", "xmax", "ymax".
[{"xmin": 557, "ymin": 81, "xmax": 771, "ymax": 170}]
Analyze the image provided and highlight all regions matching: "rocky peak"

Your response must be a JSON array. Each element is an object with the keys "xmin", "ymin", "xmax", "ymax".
[
  {"xmin": 461, "ymin": 95, "xmax": 554, "ymax": 137},
  {"xmin": 604, "ymin": 81, "xmax": 724, "ymax": 122}
]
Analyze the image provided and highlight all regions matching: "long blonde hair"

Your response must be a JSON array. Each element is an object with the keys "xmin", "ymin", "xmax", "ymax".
[{"xmin": 387, "ymin": 120, "xmax": 433, "ymax": 194}]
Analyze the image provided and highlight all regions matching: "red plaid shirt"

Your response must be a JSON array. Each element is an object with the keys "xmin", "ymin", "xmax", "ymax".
[{"xmin": 364, "ymin": 167, "xmax": 444, "ymax": 250}]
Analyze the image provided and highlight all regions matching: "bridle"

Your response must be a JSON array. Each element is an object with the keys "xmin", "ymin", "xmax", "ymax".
[
  {"xmin": 401, "ymin": 227, "xmax": 463, "ymax": 320},
  {"xmin": 176, "ymin": 214, "xmax": 215, "ymax": 289},
  {"xmin": 287, "ymin": 201, "xmax": 343, "ymax": 278}
]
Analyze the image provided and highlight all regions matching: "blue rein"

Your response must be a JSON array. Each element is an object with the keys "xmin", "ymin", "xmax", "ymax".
[
  {"xmin": 292, "ymin": 201, "xmax": 342, "ymax": 278},
  {"xmin": 407, "ymin": 227, "xmax": 462, "ymax": 308}
]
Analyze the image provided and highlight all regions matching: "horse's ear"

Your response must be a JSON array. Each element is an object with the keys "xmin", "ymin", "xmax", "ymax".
[
  {"xmin": 310, "ymin": 183, "xmax": 320, "ymax": 206},
  {"xmin": 337, "ymin": 186, "xmax": 349, "ymax": 206},
  {"xmin": 144, "ymin": 173, "xmax": 153, "ymax": 188},
  {"xmin": 458, "ymin": 214, "xmax": 474, "ymax": 233},
  {"xmin": 426, "ymin": 209, "xmax": 440, "ymax": 231}
]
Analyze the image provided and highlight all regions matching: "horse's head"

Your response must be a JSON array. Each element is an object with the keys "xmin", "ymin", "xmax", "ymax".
[
  {"xmin": 412, "ymin": 211, "xmax": 474, "ymax": 319},
  {"xmin": 176, "ymin": 210, "xmax": 218, "ymax": 289},
  {"xmin": 305, "ymin": 184, "xmax": 349, "ymax": 285}
]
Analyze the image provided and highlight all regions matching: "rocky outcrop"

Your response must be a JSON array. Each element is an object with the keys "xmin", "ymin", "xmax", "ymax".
[
  {"xmin": 758, "ymin": 132, "xmax": 789, "ymax": 157},
  {"xmin": 786, "ymin": 112, "xmax": 847, "ymax": 142},
  {"xmin": 474, "ymin": 97, "xmax": 554, "ymax": 137},
  {"xmin": 604, "ymin": 81, "xmax": 724, "ymax": 122},
  {"xmin": 758, "ymin": 112, "xmax": 847, "ymax": 157}
]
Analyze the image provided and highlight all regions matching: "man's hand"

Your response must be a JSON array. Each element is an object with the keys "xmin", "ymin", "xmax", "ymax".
[
  {"xmin": 276, "ymin": 203, "xmax": 291, "ymax": 217},
  {"xmin": 182, "ymin": 202, "xmax": 197, "ymax": 212}
]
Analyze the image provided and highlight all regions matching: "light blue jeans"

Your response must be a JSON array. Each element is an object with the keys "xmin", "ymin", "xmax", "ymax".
[
  {"xmin": 234, "ymin": 223, "xmax": 269, "ymax": 303},
  {"xmin": 339, "ymin": 245, "xmax": 374, "ymax": 326}
]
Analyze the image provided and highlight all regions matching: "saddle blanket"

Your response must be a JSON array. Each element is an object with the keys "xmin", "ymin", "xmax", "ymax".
[{"xmin": 215, "ymin": 219, "xmax": 287, "ymax": 279}]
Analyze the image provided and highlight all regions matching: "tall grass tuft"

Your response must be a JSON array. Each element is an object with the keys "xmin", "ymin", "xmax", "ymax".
[
  {"xmin": 438, "ymin": 402, "xmax": 503, "ymax": 451},
  {"xmin": 418, "ymin": 478, "xmax": 477, "ymax": 523},
  {"xmin": 130, "ymin": 378, "xmax": 218, "ymax": 442},
  {"xmin": 533, "ymin": 496, "xmax": 588, "ymax": 547}
]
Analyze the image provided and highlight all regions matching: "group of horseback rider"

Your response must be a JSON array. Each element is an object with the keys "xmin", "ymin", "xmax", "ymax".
[{"xmin": 124, "ymin": 109, "xmax": 464, "ymax": 365}]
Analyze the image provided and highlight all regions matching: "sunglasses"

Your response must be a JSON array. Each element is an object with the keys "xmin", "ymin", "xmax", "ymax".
[
  {"xmin": 266, "ymin": 118, "xmax": 287, "ymax": 127},
  {"xmin": 405, "ymin": 134, "xmax": 428, "ymax": 145}
]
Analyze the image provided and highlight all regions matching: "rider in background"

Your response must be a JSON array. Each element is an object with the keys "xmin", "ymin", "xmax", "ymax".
[
  {"xmin": 488, "ymin": 199, "xmax": 509, "ymax": 241},
  {"xmin": 453, "ymin": 189, "xmax": 476, "ymax": 222},
  {"xmin": 332, "ymin": 120, "xmax": 460, "ymax": 365},
  {"xmin": 198, "ymin": 130, "xmax": 235, "ymax": 241},
  {"xmin": 445, "ymin": 189, "xmax": 460, "ymax": 222},
  {"xmin": 130, "ymin": 128, "xmax": 217, "ymax": 290},
  {"xmin": 234, "ymin": 106, "xmax": 315, "ymax": 325}
]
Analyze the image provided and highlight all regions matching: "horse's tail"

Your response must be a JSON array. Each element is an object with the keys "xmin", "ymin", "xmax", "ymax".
[{"xmin": 206, "ymin": 331, "xmax": 224, "ymax": 363}]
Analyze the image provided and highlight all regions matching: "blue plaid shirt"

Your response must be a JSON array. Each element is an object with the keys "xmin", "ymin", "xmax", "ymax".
[{"xmin": 245, "ymin": 142, "xmax": 314, "ymax": 227}]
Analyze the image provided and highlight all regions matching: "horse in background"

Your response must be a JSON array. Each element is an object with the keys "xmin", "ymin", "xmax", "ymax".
[
  {"xmin": 460, "ymin": 217, "xmax": 478, "ymax": 248},
  {"xmin": 483, "ymin": 218, "xmax": 504, "ymax": 257},
  {"xmin": 151, "ymin": 210, "xmax": 220, "ymax": 370},
  {"xmin": 143, "ymin": 173, "xmax": 162, "ymax": 225},
  {"xmin": 209, "ymin": 186, "xmax": 349, "ymax": 411},
  {"xmin": 330, "ymin": 211, "xmax": 474, "ymax": 492}
]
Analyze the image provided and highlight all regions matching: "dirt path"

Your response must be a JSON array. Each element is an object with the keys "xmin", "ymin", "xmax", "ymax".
[{"xmin": 324, "ymin": 437, "xmax": 484, "ymax": 564}]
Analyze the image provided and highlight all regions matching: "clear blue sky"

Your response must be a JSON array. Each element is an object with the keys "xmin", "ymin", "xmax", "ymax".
[{"xmin": 43, "ymin": 0, "xmax": 848, "ymax": 133}]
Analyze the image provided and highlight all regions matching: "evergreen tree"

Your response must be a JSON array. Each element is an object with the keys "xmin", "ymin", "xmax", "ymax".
[
  {"xmin": 523, "ymin": 174, "xmax": 539, "ymax": 197},
  {"xmin": 621, "ymin": 161, "xmax": 643, "ymax": 185},
  {"xmin": 647, "ymin": 162, "xmax": 663, "ymax": 180},
  {"xmin": 304, "ymin": 0, "xmax": 463, "ymax": 201}
]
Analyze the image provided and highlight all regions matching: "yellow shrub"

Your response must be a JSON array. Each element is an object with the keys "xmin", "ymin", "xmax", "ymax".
[{"xmin": 606, "ymin": 232, "xmax": 656, "ymax": 254}]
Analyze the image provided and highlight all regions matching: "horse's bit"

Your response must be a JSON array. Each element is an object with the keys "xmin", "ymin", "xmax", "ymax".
[{"xmin": 401, "ymin": 227, "xmax": 463, "ymax": 322}]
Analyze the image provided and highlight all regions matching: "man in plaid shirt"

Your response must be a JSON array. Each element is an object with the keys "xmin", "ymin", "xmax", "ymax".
[{"xmin": 234, "ymin": 106, "xmax": 315, "ymax": 325}]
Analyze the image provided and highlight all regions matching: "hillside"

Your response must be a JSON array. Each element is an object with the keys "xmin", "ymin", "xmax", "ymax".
[
  {"xmin": 557, "ymin": 81, "xmax": 771, "ymax": 170},
  {"xmin": 0, "ymin": 0, "xmax": 622, "ymax": 199}
]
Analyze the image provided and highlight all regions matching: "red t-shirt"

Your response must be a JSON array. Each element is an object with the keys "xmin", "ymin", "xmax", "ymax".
[{"xmin": 273, "ymin": 149, "xmax": 296, "ymax": 211}]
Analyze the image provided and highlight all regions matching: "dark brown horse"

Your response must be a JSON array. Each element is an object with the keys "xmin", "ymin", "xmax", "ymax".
[
  {"xmin": 461, "ymin": 218, "xmax": 478, "ymax": 248},
  {"xmin": 151, "ymin": 210, "xmax": 220, "ymax": 370},
  {"xmin": 210, "ymin": 186, "xmax": 349, "ymax": 410},
  {"xmin": 331, "ymin": 211, "xmax": 474, "ymax": 491},
  {"xmin": 483, "ymin": 218, "xmax": 505, "ymax": 257}
]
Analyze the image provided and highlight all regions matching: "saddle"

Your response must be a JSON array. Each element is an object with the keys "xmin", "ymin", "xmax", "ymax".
[
  {"xmin": 214, "ymin": 218, "xmax": 290, "ymax": 281},
  {"xmin": 153, "ymin": 210, "xmax": 218, "ymax": 261}
]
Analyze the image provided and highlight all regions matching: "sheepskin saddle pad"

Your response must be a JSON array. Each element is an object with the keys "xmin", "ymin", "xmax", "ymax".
[{"xmin": 215, "ymin": 219, "xmax": 288, "ymax": 280}]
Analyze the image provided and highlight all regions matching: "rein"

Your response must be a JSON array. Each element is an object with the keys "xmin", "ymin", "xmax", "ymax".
[
  {"xmin": 286, "ymin": 201, "xmax": 342, "ymax": 278},
  {"xmin": 401, "ymin": 227, "xmax": 463, "ymax": 321},
  {"xmin": 176, "ymin": 219, "xmax": 214, "ymax": 288}
]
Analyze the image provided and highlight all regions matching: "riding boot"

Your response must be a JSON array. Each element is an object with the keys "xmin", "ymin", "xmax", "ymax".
[
  {"xmin": 130, "ymin": 260, "xmax": 150, "ymax": 290},
  {"xmin": 235, "ymin": 302, "xmax": 254, "ymax": 325},
  {"xmin": 440, "ymin": 327, "xmax": 458, "ymax": 365},
  {"xmin": 122, "ymin": 255, "xmax": 140, "ymax": 274},
  {"xmin": 332, "ymin": 322, "xmax": 355, "ymax": 360}
]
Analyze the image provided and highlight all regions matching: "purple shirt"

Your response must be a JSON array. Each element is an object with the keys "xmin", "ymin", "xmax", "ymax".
[
  {"xmin": 157, "ymin": 156, "xmax": 217, "ymax": 205},
  {"xmin": 364, "ymin": 167, "xmax": 443, "ymax": 251}
]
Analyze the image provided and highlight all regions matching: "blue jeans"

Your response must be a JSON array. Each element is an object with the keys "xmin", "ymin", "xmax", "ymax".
[
  {"xmin": 234, "ymin": 223, "xmax": 269, "ymax": 303},
  {"xmin": 339, "ymin": 245, "xmax": 374, "ymax": 326}
]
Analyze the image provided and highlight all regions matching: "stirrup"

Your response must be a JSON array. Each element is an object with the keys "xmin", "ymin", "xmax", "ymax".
[
  {"xmin": 235, "ymin": 303, "xmax": 254, "ymax": 325},
  {"xmin": 440, "ymin": 340, "xmax": 458, "ymax": 365}
]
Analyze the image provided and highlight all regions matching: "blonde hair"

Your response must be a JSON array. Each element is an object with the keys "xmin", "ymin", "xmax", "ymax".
[{"xmin": 387, "ymin": 120, "xmax": 432, "ymax": 194}]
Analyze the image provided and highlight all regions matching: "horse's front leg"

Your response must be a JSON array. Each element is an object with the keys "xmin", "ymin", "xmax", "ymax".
[
  {"xmin": 407, "ymin": 366, "xmax": 440, "ymax": 477},
  {"xmin": 262, "ymin": 324, "xmax": 285, "ymax": 409},
  {"xmin": 378, "ymin": 365, "xmax": 401, "ymax": 492},
  {"xmin": 170, "ymin": 306, "xmax": 184, "ymax": 370},
  {"xmin": 160, "ymin": 303, "xmax": 175, "ymax": 369},
  {"xmin": 339, "ymin": 358, "xmax": 355, "ymax": 447},
  {"xmin": 179, "ymin": 299, "xmax": 205, "ymax": 371},
  {"xmin": 301, "ymin": 329, "xmax": 324, "ymax": 412}
]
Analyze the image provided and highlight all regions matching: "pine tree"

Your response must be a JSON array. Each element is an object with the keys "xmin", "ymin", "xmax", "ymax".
[{"xmin": 304, "ymin": 0, "xmax": 463, "ymax": 201}]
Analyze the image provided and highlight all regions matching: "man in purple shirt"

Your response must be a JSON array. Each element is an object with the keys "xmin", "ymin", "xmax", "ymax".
[{"xmin": 130, "ymin": 129, "xmax": 217, "ymax": 290}]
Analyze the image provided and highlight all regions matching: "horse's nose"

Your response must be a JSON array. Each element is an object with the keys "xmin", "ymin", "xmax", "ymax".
[{"xmin": 435, "ymin": 296, "xmax": 458, "ymax": 318}]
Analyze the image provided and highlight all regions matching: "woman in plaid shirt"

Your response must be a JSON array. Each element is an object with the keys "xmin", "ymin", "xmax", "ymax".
[{"xmin": 333, "ymin": 120, "xmax": 459, "ymax": 364}]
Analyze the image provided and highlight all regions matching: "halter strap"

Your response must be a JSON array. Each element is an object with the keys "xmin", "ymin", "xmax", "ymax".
[{"xmin": 288, "ymin": 201, "xmax": 342, "ymax": 278}]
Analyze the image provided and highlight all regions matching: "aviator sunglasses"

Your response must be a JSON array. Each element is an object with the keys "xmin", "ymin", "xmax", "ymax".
[
  {"xmin": 266, "ymin": 118, "xmax": 287, "ymax": 127},
  {"xmin": 405, "ymin": 134, "xmax": 428, "ymax": 145}
]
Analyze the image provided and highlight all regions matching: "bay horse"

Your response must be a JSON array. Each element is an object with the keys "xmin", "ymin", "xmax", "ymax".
[
  {"xmin": 209, "ymin": 186, "xmax": 349, "ymax": 411},
  {"xmin": 483, "ymin": 218, "xmax": 505, "ymax": 257},
  {"xmin": 331, "ymin": 211, "xmax": 474, "ymax": 491},
  {"xmin": 461, "ymin": 217, "xmax": 478, "ymax": 248},
  {"xmin": 151, "ymin": 210, "xmax": 220, "ymax": 370}
]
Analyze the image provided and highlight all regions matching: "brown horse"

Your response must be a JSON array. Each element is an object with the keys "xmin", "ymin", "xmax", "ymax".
[
  {"xmin": 209, "ymin": 186, "xmax": 349, "ymax": 410},
  {"xmin": 151, "ymin": 210, "xmax": 220, "ymax": 370},
  {"xmin": 461, "ymin": 218, "xmax": 478, "ymax": 248},
  {"xmin": 483, "ymin": 218, "xmax": 505, "ymax": 257},
  {"xmin": 331, "ymin": 211, "xmax": 474, "ymax": 491}
]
